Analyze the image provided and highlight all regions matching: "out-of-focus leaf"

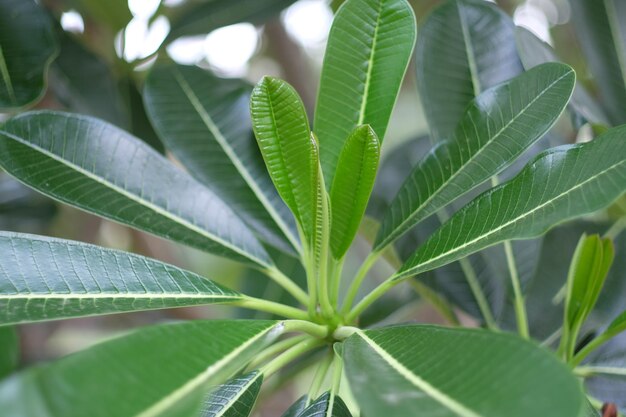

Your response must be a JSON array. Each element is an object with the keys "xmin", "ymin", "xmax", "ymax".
[
  {"xmin": 415, "ymin": 0, "xmax": 523, "ymax": 142},
  {"xmin": 0, "ymin": 0, "xmax": 57, "ymax": 110},
  {"xmin": 121, "ymin": 77, "xmax": 165, "ymax": 154},
  {"xmin": 200, "ymin": 371, "xmax": 262, "ymax": 417},
  {"xmin": 0, "ymin": 320, "xmax": 281, "ymax": 417},
  {"xmin": 70, "ymin": 0, "xmax": 132, "ymax": 31},
  {"xmin": 0, "ymin": 111, "xmax": 271, "ymax": 267},
  {"xmin": 314, "ymin": 0, "xmax": 416, "ymax": 186},
  {"xmin": 0, "ymin": 327, "xmax": 18, "ymax": 379},
  {"xmin": 0, "ymin": 174, "xmax": 56, "ymax": 233},
  {"xmin": 296, "ymin": 392, "xmax": 352, "ymax": 416}
]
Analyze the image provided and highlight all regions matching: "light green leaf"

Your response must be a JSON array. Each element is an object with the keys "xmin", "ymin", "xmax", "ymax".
[
  {"xmin": 343, "ymin": 325, "xmax": 584, "ymax": 416},
  {"xmin": 0, "ymin": 326, "xmax": 18, "ymax": 379},
  {"xmin": 144, "ymin": 64, "xmax": 298, "ymax": 254},
  {"xmin": 415, "ymin": 0, "xmax": 523, "ymax": 142},
  {"xmin": 314, "ymin": 0, "xmax": 416, "ymax": 186},
  {"xmin": 0, "ymin": 320, "xmax": 281, "ymax": 417},
  {"xmin": 396, "ymin": 124, "xmax": 626, "ymax": 280},
  {"xmin": 330, "ymin": 125, "xmax": 380, "ymax": 259},
  {"xmin": 200, "ymin": 371, "xmax": 262, "ymax": 417},
  {"xmin": 514, "ymin": 27, "xmax": 609, "ymax": 126},
  {"xmin": 296, "ymin": 391, "xmax": 352, "ymax": 417},
  {"xmin": 281, "ymin": 395, "xmax": 308, "ymax": 417},
  {"xmin": 0, "ymin": 111, "xmax": 271, "ymax": 267},
  {"xmin": 0, "ymin": 232, "xmax": 242, "ymax": 325},
  {"xmin": 375, "ymin": 63, "xmax": 575, "ymax": 251},
  {"xmin": 0, "ymin": 0, "xmax": 58, "ymax": 110},
  {"xmin": 570, "ymin": 0, "xmax": 626, "ymax": 125},
  {"xmin": 250, "ymin": 77, "xmax": 318, "ymax": 245}
]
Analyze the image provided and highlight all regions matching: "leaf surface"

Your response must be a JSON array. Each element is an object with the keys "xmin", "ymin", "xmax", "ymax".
[
  {"xmin": 200, "ymin": 371, "xmax": 262, "ymax": 417},
  {"xmin": 296, "ymin": 392, "xmax": 352, "ymax": 417},
  {"xmin": 314, "ymin": 0, "xmax": 416, "ymax": 185},
  {"xmin": 281, "ymin": 395, "xmax": 308, "ymax": 417},
  {"xmin": 0, "ymin": 111, "xmax": 270, "ymax": 267},
  {"xmin": 0, "ymin": 327, "xmax": 18, "ymax": 379}
]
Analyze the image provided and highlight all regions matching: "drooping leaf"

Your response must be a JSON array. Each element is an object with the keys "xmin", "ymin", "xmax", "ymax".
[
  {"xmin": 343, "ymin": 325, "xmax": 584, "ymax": 416},
  {"xmin": 200, "ymin": 371, "xmax": 263, "ymax": 417},
  {"xmin": 375, "ymin": 63, "xmax": 575, "ymax": 251},
  {"xmin": 281, "ymin": 395, "xmax": 308, "ymax": 417},
  {"xmin": 250, "ymin": 77, "xmax": 318, "ymax": 245},
  {"xmin": 0, "ymin": 320, "xmax": 281, "ymax": 417},
  {"xmin": 166, "ymin": 0, "xmax": 297, "ymax": 41},
  {"xmin": 0, "ymin": 232, "xmax": 242, "ymax": 326},
  {"xmin": 0, "ymin": 0, "xmax": 57, "ymax": 110},
  {"xmin": 415, "ymin": 0, "xmax": 523, "ymax": 142},
  {"xmin": 330, "ymin": 125, "xmax": 380, "ymax": 259},
  {"xmin": 570, "ymin": 0, "xmax": 626, "ymax": 125},
  {"xmin": 395, "ymin": 125, "xmax": 626, "ymax": 280},
  {"xmin": 296, "ymin": 391, "xmax": 352, "ymax": 417},
  {"xmin": 314, "ymin": 0, "xmax": 416, "ymax": 186},
  {"xmin": 0, "ymin": 111, "xmax": 271, "ymax": 267},
  {"xmin": 144, "ymin": 64, "xmax": 298, "ymax": 254},
  {"xmin": 0, "ymin": 326, "xmax": 18, "ymax": 379},
  {"xmin": 514, "ymin": 27, "xmax": 609, "ymax": 126}
]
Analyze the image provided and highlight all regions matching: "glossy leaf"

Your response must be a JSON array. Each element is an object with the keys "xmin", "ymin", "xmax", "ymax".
[
  {"xmin": 570, "ymin": 0, "xmax": 626, "ymax": 125},
  {"xmin": 0, "ymin": 111, "xmax": 271, "ymax": 267},
  {"xmin": 281, "ymin": 395, "xmax": 308, "ymax": 417},
  {"xmin": 0, "ymin": 327, "xmax": 18, "ymax": 379},
  {"xmin": 330, "ymin": 125, "xmax": 380, "ymax": 259},
  {"xmin": 200, "ymin": 371, "xmax": 262, "ymax": 417},
  {"xmin": 250, "ymin": 77, "xmax": 318, "ymax": 244},
  {"xmin": 415, "ymin": 0, "xmax": 523, "ymax": 141},
  {"xmin": 144, "ymin": 64, "xmax": 298, "ymax": 254},
  {"xmin": 296, "ymin": 391, "xmax": 352, "ymax": 417},
  {"xmin": 396, "ymin": 125, "xmax": 626, "ymax": 280},
  {"xmin": 314, "ymin": 0, "xmax": 416, "ymax": 186},
  {"xmin": 343, "ymin": 325, "xmax": 584, "ymax": 416},
  {"xmin": 0, "ymin": 0, "xmax": 57, "ymax": 110},
  {"xmin": 375, "ymin": 63, "xmax": 575, "ymax": 251},
  {"xmin": 0, "ymin": 320, "xmax": 280, "ymax": 417},
  {"xmin": 0, "ymin": 232, "xmax": 242, "ymax": 325}
]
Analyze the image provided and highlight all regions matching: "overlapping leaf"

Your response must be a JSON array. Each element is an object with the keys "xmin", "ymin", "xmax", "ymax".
[
  {"xmin": 396, "ymin": 125, "xmax": 626, "ymax": 280},
  {"xmin": 144, "ymin": 65, "xmax": 298, "ymax": 254},
  {"xmin": 0, "ymin": 232, "xmax": 242, "ymax": 325},
  {"xmin": 0, "ymin": 320, "xmax": 281, "ymax": 417},
  {"xmin": 281, "ymin": 395, "xmax": 308, "ymax": 417},
  {"xmin": 314, "ymin": 0, "xmax": 416, "ymax": 185},
  {"xmin": 0, "ymin": 111, "xmax": 271, "ymax": 267},
  {"xmin": 0, "ymin": 327, "xmax": 18, "ymax": 379},
  {"xmin": 415, "ymin": 0, "xmax": 523, "ymax": 142},
  {"xmin": 296, "ymin": 391, "xmax": 352, "ymax": 417},
  {"xmin": 200, "ymin": 371, "xmax": 262, "ymax": 417},
  {"xmin": 343, "ymin": 325, "xmax": 584, "ymax": 416},
  {"xmin": 375, "ymin": 63, "xmax": 575, "ymax": 251}
]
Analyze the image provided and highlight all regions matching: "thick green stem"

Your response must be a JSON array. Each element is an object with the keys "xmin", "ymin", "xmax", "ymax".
[
  {"xmin": 260, "ymin": 338, "xmax": 325, "ymax": 378},
  {"xmin": 263, "ymin": 266, "xmax": 310, "ymax": 306},
  {"xmin": 346, "ymin": 278, "xmax": 397, "ymax": 323},
  {"xmin": 247, "ymin": 335, "xmax": 309, "ymax": 370},
  {"xmin": 329, "ymin": 354, "xmax": 343, "ymax": 401},
  {"xmin": 318, "ymin": 188, "xmax": 335, "ymax": 318},
  {"xmin": 341, "ymin": 251, "xmax": 382, "ymax": 314},
  {"xmin": 503, "ymin": 240, "xmax": 529, "ymax": 338},
  {"xmin": 307, "ymin": 350, "xmax": 334, "ymax": 403},
  {"xmin": 604, "ymin": 216, "xmax": 626, "ymax": 240},
  {"xmin": 235, "ymin": 297, "xmax": 309, "ymax": 320},
  {"xmin": 329, "ymin": 257, "xmax": 344, "ymax": 307},
  {"xmin": 571, "ymin": 332, "xmax": 614, "ymax": 367},
  {"xmin": 283, "ymin": 320, "xmax": 330, "ymax": 339}
]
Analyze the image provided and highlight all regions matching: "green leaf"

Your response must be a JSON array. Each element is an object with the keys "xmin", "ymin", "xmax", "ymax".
[
  {"xmin": 281, "ymin": 395, "xmax": 308, "ymax": 417},
  {"xmin": 70, "ymin": 0, "xmax": 132, "ymax": 31},
  {"xmin": 0, "ymin": 326, "xmax": 18, "ymax": 379},
  {"xmin": 296, "ymin": 391, "xmax": 352, "ymax": 417},
  {"xmin": 0, "ymin": 232, "xmax": 242, "ymax": 325},
  {"xmin": 200, "ymin": 371, "xmax": 262, "ymax": 417},
  {"xmin": 314, "ymin": 0, "xmax": 416, "ymax": 186},
  {"xmin": 570, "ymin": 0, "xmax": 626, "ymax": 125},
  {"xmin": 166, "ymin": 0, "xmax": 297, "ymax": 41},
  {"xmin": 144, "ymin": 64, "xmax": 298, "ymax": 254},
  {"xmin": 343, "ymin": 325, "xmax": 584, "ymax": 416},
  {"xmin": 514, "ymin": 27, "xmax": 609, "ymax": 126},
  {"xmin": 250, "ymin": 77, "xmax": 318, "ymax": 245},
  {"xmin": 0, "ymin": 320, "xmax": 280, "ymax": 417},
  {"xmin": 330, "ymin": 125, "xmax": 380, "ymax": 259},
  {"xmin": 415, "ymin": 0, "xmax": 523, "ymax": 142},
  {"xmin": 0, "ymin": 111, "xmax": 271, "ymax": 267},
  {"xmin": 0, "ymin": 0, "xmax": 58, "ymax": 110},
  {"xmin": 396, "ymin": 125, "xmax": 626, "ymax": 280},
  {"xmin": 375, "ymin": 63, "xmax": 576, "ymax": 251}
]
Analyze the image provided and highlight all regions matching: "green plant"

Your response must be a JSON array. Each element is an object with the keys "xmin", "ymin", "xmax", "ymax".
[{"xmin": 1, "ymin": 0, "xmax": 626, "ymax": 415}]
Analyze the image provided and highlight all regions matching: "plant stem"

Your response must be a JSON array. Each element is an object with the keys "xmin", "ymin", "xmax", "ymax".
[
  {"xmin": 307, "ymin": 350, "xmax": 334, "ymax": 402},
  {"xmin": 235, "ymin": 297, "xmax": 309, "ymax": 321},
  {"xmin": 503, "ymin": 240, "xmax": 529, "ymax": 338},
  {"xmin": 570, "ymin": 333, "xmax": 613, "ymax": 368},
  {"xmin": 604, "ymin": 216, "xmax": 626, "ymax": 240},
  {"xmin": 329, "ymin": 257, "xmax": 344, "ymax": 307},
  {"xmin": 263, "ymin": 266, "xmax": 310, "ymax": 306},
  {"xmin": 318, "ymin": 187, "xmax": 335, "ymax": 318},
  {"xmin": 283, "ymin": 320, "xmax": 330, "ymax": 339},
  {"xmin": 346, "ymin": 278, "xmax": 397, "ymax": 323},
  {"xmin": 329, "ymin": 354, "xmax": 343, "ymax": 401},
  {"xmin": 247, "ymin": 335, "xmax": 309, "ymax": 370},
  {"xmin": 341, "ymin": 251, "xmax": 382, "ymax": 314},
  {"xmin": 260, "ymin": 338, "xmax": 325, "ymax": 378}
]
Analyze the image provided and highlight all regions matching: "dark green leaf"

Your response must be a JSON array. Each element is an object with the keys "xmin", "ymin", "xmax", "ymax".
[
  {"xmin": 200, "ymin": 371, "xmax": 262, "ymax": 417},
  {"xmin": 0, "ymin": 326, "xmax": 18, "ymax": 379},
  {"xmin": 330, "ymin": 125, "xmax": 380, "ymax": 259},
  {"xmin": 296, "ymin": 391, "xmax": 352, "ymax": 417},
  {"xmin": 343, "ymin": 325, "xmax": 584, "ymax": 416},
  {"xmin": 396, "ymin": 125, "xmax": 626, "ymax": 280},
  {"xmin": 375, "ymin": 63, "xmax": 575, "ymax": 251},
  {"xmin": 144, "ymin": 64, "xmax": 298, "ymax": 254},
  {"xmin": 0, "ymin": 0, "xmax": 57, "ymax": 110},
  {"xmin": 314, "ymin": 0, "xmax": 416, "ymax": 186},
  {"xmin": 415, "ymin": 0, "xmax": 523, "ymax": 141},
  {"xmin": 0, "ymin": 320, "xmax": 281, "ymax": 417},
  {"xmin": 0, "ymin": 111, "xmax": 271, "ymax": 267},
  {"xmin": 0, "ymin": 232, "xmax": 242, "ymax": 325},
  {"xmin": 121, "ymin": 77, "xmax": 166, "ymax": 154},
  {"xmin": 281, "ymin": 395, "xmax": 308, "ymax": 417}
]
